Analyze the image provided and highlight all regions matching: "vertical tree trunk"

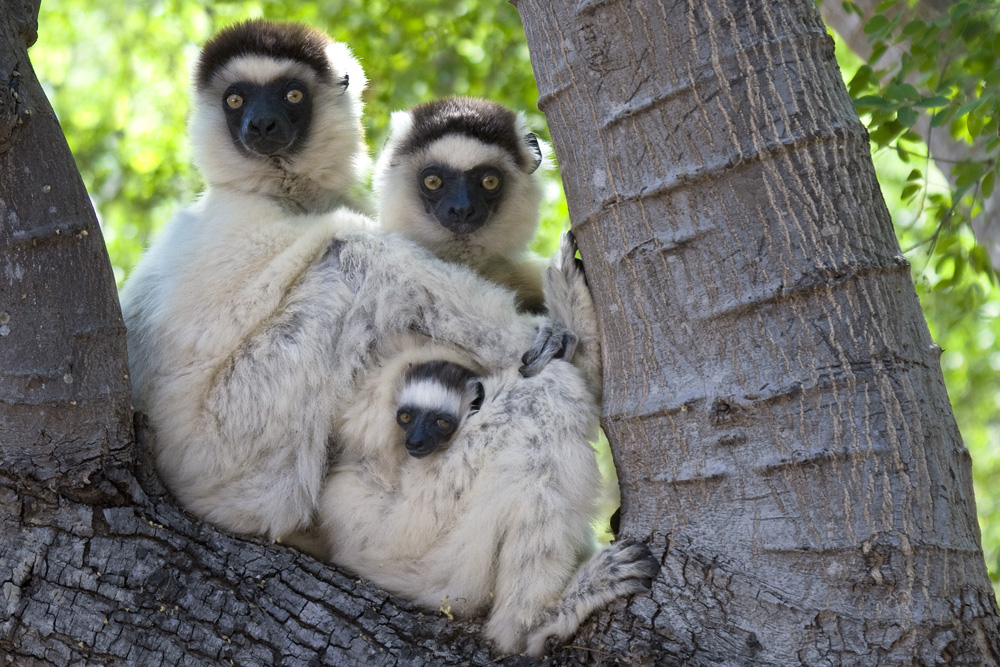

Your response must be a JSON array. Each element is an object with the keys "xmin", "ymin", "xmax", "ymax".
[
  {"xmin": 516, "ymin": 0, "xmax": 1000, "ymax": 663},
  {"xmin": 0, "ymin": 3, "xmax": 132, "ymax": 487}
]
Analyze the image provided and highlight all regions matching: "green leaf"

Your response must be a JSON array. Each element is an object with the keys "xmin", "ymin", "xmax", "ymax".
[
  {"xmin": 887, "ymin": 83, "xmax": 920, "ymax": 100},
  {"xmin": 897, "ymin": 106, "xmax": 918, "ymax": 127},
  {"xmin": 914, "ymin": 95, "xmax": 951, "ymax": 108},
  {"xmin": 956, "ymin": 98, "xmax": 985, "ymax": 118},
  {"xmin": 854, "ymin": 94, "xmax": 892, "ymax": 108},
  {"xmin": 931, "ymin": 105, "xmax": 958, "ymax": 127},
  {"xmin": 983, "ymin": 171, "xmax": 996, "ymax": 199},
  {"xmin": 901, "ymin": 183, "xmax": 922, "ymax": 200},
  {"xmin": 907, "ymin": 169, "xmax": 924, "ymax": 182},
  {"xmin": 864, "ymin": 15, "xmax": 891, "ymax": 35}
]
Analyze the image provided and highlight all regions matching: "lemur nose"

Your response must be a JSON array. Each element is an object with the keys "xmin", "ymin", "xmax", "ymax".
[
  {"xmin": 249, "ymin": 116, "xmax": 278, "ymax": 137},
  {"xmin": 450, "ymin": 205, "xmax": 475, "ymax": 222}
]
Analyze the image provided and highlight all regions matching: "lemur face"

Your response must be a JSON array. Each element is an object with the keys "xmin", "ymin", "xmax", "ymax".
[
  {"xmin": 396, "ymin": 360, "xmax": 484, "ymax": 458},
  {"xmin": 374, "ymin": 97, "xmax": 545, "ymax": 254},
  {"xmin": 416, "ymin": 162, "xmax": 506, "ymax": 234},
  {"xmin": 221, "ymin": 76, "xmax": 315, "ymax": 158}
]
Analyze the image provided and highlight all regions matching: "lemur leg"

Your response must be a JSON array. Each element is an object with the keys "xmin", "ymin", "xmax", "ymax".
[{"xmin": 450, "ymin": 361, "xmax": 602, "ymax": 655}]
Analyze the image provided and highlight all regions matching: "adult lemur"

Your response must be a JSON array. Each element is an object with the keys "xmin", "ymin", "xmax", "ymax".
[
  {"xmin": 121, "ymin": 19, "xmax": 653, "ymax": 656},
  {"xmin": 374, "ymin": 97, "xmax": 551, "ymax": 313}
]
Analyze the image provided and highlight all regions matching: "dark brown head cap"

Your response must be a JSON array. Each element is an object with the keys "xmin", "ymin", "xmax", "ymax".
[
  {"xmin": 397, "ymin": 97, "xmax": 540, "ymax": 172},
  {"xmin": 195, "ymin": 19, "xmax": 336, "ymax": 89}
]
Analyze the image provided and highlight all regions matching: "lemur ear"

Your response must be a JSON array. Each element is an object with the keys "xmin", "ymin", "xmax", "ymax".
[
  {"xmin": 340, "ymin": 73, "xmax": 349, "ymax": 89},
  {"xmin": 524, "ymin": 133, "xmax": 543, "ymax": 174},
  {"xmin": 468, "ymin": 379, "xmax": 485, "ymax": 414}
]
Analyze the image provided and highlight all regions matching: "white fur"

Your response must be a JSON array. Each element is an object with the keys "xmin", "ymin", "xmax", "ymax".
[
  {"xmin": 398, "ymin": 378, "xmax": 468, "ymax": 416},
  {"xmin": 121, "ymin": 28, "xmax": 541, "ymax": 539},
  {"xmin": 122, "ymin": 30, "xmax": 640, "ymax": 652},
  {"xmin": 373, "ymin": 105, "xmax": 548, "ymax": 312},
  {"xmin": 320, "ymin": 358, "xmax": 605, "ymax": 656},
  {"xmin": 312, "ymin": 234, "xmax": 639, "ymax": 658}
]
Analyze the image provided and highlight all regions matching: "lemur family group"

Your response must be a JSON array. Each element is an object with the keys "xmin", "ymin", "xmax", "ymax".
[{"xmin": 119, "ymin": 19, "xmax": 659, "ymax": 657}]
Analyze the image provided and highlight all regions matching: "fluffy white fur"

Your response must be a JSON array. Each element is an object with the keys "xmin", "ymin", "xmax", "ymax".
[
  {"xmin": 373, "ymin": 107, "xmax": 549, "ymax": 312},
  {"xmin": 120, "ymin": 27, "xmax": 384, "ymax": 537},
  {"xmin": 313, "ymin": 235, "xmax": 645, "ymax": 658},
  {"xmin": 121, "ymin": 25, "xmax": 647, "ymax": 655},
  {"xmin": 398, "ymin": 377, "xmax": 473, "ymax": 417}
]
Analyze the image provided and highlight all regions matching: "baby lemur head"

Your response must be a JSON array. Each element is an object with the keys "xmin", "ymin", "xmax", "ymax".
[{"xmin": 396, "ymin": 360, "xmax": 484, "ymax": 458}]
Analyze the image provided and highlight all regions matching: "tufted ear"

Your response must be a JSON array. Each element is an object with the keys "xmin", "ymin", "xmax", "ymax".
[
  {"xmin": 524, "ymin": 133, "xmax": 543, "ymax": 173},
  {"xmin": 468, "ymin": 378, "xmax": 485, "ymax": 414}
]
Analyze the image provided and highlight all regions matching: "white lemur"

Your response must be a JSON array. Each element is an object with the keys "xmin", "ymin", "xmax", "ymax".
[
  {"xmin": 317, "ymin": 234, "xmax": 647, "ymax": 657},
  {"xmin": 120, "ymin": 19, "xmax": 652, "ymax": 656},
  {"xmin": 374, "ymin": 97, "xmax": 551, "ymax": 314},
  {"xmin": 120, "ymin": 19, "xmax": 374, "ymax": 539}
]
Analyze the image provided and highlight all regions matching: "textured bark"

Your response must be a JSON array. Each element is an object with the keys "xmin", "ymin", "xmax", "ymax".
[
  {"xmin": 0, "ymin": 0, "xmax": 131, "ymax": 493},
  {"xmin": 2, "ymin": 422, "xmax": 521, "ymax": 667},
  {"xmin": 820, "ymin": 0, "xmax": 1000, "ymax": 272},
  {"xmin": 516, "ymin": 0, "xmax": 1000, "ymax": 664},
  {"xmin": 5, "ymin": 0, "xmax": 1000, "ymax": 665}
]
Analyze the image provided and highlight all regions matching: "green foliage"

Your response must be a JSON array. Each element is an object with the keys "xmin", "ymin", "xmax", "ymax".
[{"xmin": 843, "ymin": 0, "xmax": 1000, "ymax": 280}]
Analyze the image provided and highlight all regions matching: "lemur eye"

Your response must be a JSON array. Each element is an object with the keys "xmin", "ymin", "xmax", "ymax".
[
  {"xmin": 436, "ymin": 418, "xmax": 451, "ymax": 430},
  {"xmin": 398, "ymin": 412, "xmax": 411, "ymax": 424},
  {"xmin": 226, "ymin": 94, "xmax": 244, "ymax": 110},
  {"xmin": 423, "ymin": 174, "xmax": 443, "ymax": 191},
  {"xmin": 481, "ymin": 173, "xmax": 501, "ymax": 191},
  {"xmin": 286, "ymin": 89, "xmax": 304, "ymax": 104}
]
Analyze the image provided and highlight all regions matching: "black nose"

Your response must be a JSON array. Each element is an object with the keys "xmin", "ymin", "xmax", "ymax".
[
  {"xmin": 405, "ymin": 436, "xmax": 438, "ymax": 458},
  {"xmin": 247, "ymin": 116, "xmax": 277, "ymax": 138},
  {"xmin": 448, "ymin": 205, "xmax": 475, "ymax": 223}
]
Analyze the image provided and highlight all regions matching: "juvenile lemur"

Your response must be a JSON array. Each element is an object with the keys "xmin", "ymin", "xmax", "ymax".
[
  {"xmin": 374, "ymin": 97, "xmax": 551, "ymax": 314},
  {"xmin": 319, "ymin": 234, "xmax": 650, "ymax": 657},
  {"xmin": 120, "ymin": 19, "xmax": 652, "ymax": 657}
]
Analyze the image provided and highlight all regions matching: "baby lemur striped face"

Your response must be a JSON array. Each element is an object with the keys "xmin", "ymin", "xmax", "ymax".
[{"xmin": 395, "ymin": 360, "xmax": 484, "ymax": 458}]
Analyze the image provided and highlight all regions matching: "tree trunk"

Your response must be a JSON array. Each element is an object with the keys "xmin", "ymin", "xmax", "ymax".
[
  {"xmin": 820, "ymin": 0, "xmax": 1000, "ymax": 273},
  {"xmin": 516, "ymin": 0, "xmax": 1000, "ymax": 664},
  {"xmin": 0, "ymin": 0, "xmax": 131, "ymax": 492}
]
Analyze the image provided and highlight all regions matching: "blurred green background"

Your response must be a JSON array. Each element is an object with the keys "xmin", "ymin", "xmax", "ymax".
[{"xmin": 28, "ymin": 1, "xmax": 1000, "ymax": 583}]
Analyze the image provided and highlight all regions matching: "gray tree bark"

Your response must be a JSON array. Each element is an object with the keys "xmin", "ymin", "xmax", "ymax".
[
  {"xmin": 516, "ymin": 0, "xmax": 1000, "ymax": 664},
  {"xmin": 820, "ymin": 0, "xmax": 1000, "ymax": 272}
]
